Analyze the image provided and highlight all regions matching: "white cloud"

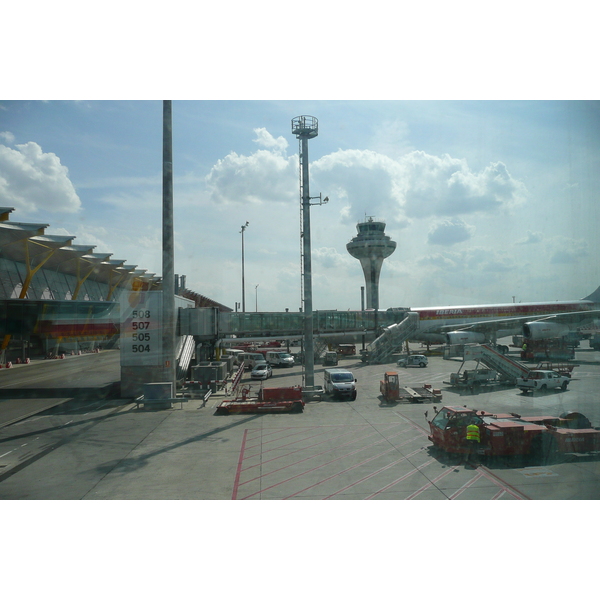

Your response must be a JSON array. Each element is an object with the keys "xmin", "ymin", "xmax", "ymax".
[
  {"xmin": 0, "ymin": 131, "xmax": 15, "ymax": 144},
  {"xmin": 401, "ymin": 153, "xmax": 526, "ymax": 218},
  {"xmin": 311, "ymin": 148, "xmax": 527, "ymax": 227},
  {"xmin": 253, "ymin": 127, "xmax": 288, "ymax": 154},
  {"xmin": 199, "ymin": 129, "xmax": 529, "ymax": 233},
  {"xmin": 313, "ymin": 246, "xmax": 350, "ymax": 269},
  {"xmin": 516, "ymin": 230, "xmax": 543, "ymax": 244},
  {"xmin": 312, "ymin": 149, "xmax": 402, "ymax": 223},
  {"xmin": 0, "ymin": 141, "xmax": 81, "ymax": 213},
  {"xmin": 205, "ymin": 149, "xmax": 297, "ymax": 205},
  {"xmin": 548, "ymin": 237, "xmax": 589, "ymax": 264},
  {"xmin": 427, "ymin": 218, "xmax": 475, "ymax": 245},
  {"xmin": 412, "ymin": 246, "xmax": 523, "ymax": 305}
]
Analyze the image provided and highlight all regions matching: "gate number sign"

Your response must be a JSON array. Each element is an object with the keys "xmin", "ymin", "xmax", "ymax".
[{"xmin": 121, "ymin": 291, "xmax": 163, "ymax": 367}]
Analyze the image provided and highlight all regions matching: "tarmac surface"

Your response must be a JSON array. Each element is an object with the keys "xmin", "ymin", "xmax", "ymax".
[{"xmin": 1, "ymin": 345, "xmax": 600, "ymax": 499}]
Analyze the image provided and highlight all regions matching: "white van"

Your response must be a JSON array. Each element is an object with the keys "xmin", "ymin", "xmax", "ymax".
[
  {"xmin": 266, "ymin": 351, "xmax": 295, "ymax": 367},
  {"xmin": 324, "ymin": 368, "xmax": 357, "ymax": 400},
  {"xmin": 222, "ymin": 348, "xmax": 244, "ymax": 366},
  {"xmin": 239, "ymin": 352, "xmax": 264, "ymax": 370}
]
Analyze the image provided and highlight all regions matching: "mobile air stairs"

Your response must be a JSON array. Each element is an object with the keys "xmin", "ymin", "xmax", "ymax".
[
  {"xmin": 176, "ymin": 335, "xmax": 196, "ymax": 381},
  {"xmin": 445, "ymin": 343, "xmax": 530, "ymax": 384},
  {"xmin": 362, "ymin": 312, "xmax": 420, "ymax": 364}
]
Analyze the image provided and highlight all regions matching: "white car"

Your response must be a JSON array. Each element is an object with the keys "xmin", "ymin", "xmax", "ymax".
[
  {"xmin": 397, "ymin": 354, "xmax": 428, "ymax": 368},
  {"xmin": 251, "ymin": 362, "xmax": 273, "ymax": 380}
]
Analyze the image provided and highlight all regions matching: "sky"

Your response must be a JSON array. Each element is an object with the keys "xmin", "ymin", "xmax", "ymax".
[
  {"xmin": 1, "ymin": 99, "xmax": 599, "ymax": 312},
  {"xmin": 2, "ymin": 3, "xmax": 599, "ymax": 314}
]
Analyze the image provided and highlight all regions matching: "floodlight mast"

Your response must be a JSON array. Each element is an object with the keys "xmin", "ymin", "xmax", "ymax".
[
  {"xmin": 292, "ymin": 116, "xmax": 319, "ymax": 389},
  {"xmin": 162, "ymin": 100, "xmax": 176, "ymax": 395}
]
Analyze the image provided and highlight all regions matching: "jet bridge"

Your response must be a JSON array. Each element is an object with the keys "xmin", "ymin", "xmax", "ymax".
[{"xmin": 179, "ymin": 307, "xmax": 411, "ymax": 341}]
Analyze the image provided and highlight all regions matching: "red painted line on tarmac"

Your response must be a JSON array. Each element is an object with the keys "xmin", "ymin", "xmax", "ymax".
[
  {"xmin": 243, "ymin": 425, "xmax": 373, "ymax": 462},
  {"xmin": 393, "ymin": 411, "xmax": 431, "ymax": 435},
  {"xmin": 241, "ymin": 423, "xmax": 405, "ymax": 474},
  {"xmin": 238, "ymin": 426, "xmax": 414, "ymax": 493},
  {"xmin": 405, "ymin": 467, "xmax": 461, "ymax": 500},
  {"xmin": 447, "ymin": 473, "xmax": 483, "ymax": 500},
  {"xmin": 475, "ymin": 466, "xmax": 530, "ymax": 500},
  {"xmin": 231, "ymin": 428, "xmax": 249, "ymax": 500},
  {"xmin": 245, "ymin": 424, "xmax": 373, "ymax": 452},
  {"xmin": 323, "ymin": 446, "xmax": 430, "ymax": 499},
  {"xmin": 238, "ymin": 429, "xmax": 421, "ymax": 500},
  {"xmin": 286, "ymin": 444, "xmax": 425, "ymax": 500},
  {"xmin": 362, "ymin": 458, "xmax": 437, "ymax": 500},
  {"xmin": 244, "ymin": 427, "xmax": 334, "ymax": 451}
]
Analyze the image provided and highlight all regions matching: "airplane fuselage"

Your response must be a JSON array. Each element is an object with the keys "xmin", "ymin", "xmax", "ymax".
[{"xmin": 411, "ymin": 299, "xmax": 599, "ymax": 335}]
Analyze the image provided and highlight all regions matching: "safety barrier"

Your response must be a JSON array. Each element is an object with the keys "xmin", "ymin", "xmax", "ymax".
[{"xmin": 229, "ymin": 363, "xmax": 245, "ymax": 396}]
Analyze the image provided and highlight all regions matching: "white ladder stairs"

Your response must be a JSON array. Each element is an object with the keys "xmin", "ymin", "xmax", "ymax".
[{"xmin": 366, "ymin": 312, "xmax": 420, "ymax": 364}]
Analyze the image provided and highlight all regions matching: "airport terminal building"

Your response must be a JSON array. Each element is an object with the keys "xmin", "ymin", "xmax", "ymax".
[{"xmin": 0, "ymin": 206, "xmax": 230, "ymax": 363}]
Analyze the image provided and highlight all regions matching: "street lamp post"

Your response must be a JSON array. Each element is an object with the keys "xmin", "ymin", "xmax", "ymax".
[
  {"xmin": 255, "ymin": 284, "xmax": 259, "ymax": 312},
  {"xmin": 240, "ymin": 221, "xmax": 249, "ymax": 312}
]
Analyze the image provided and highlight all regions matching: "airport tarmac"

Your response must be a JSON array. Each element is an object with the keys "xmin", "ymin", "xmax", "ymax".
[{"xmin": 1, "ymin": 346, "xmax": 600, "ymax": 499}]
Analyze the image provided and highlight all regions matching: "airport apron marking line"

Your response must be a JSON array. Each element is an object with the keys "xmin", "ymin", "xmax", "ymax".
[
  {"xmin": 240, "ymin": 423, "xmax": 405, "ymax": 472},
  {"xmin": 236, "ymin": 429, "xmax": 423, "ymax": 500}
]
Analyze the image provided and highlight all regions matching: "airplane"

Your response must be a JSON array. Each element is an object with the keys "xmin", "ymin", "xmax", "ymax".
[{"xmin": 403, "ymin": 284, "xmax": 600, "ymax": 346}]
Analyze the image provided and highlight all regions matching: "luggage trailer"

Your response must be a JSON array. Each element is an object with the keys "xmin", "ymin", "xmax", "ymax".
[{"xmin": 216, "ymin": 384, "xmax": 305, "ymax": 415}]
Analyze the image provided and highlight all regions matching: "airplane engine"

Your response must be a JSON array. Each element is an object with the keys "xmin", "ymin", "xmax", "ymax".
[
  {"xmin": 522, "ymin": 321, "xmax": 570, "ymax": 340},
  {"xmin": 445, "ymin": 331, "xmax": 486, "ymax": 345},
  {"xmin": 418, "ymin": 333, "xmax": 446, "ymax": 344}
]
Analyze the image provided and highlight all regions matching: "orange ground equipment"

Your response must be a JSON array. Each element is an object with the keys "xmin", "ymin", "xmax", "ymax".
[
  {"xmin": 380, "ymin": 371, "xmax": 442, "ymax": 404},
  {"xmin": 428, "ymin": 405, "xmax": 600, "ymax": 462},
  {"xmin": 380, "ymin": 372, "xmax": 400, "ymax": 402},
  {"xmin": 216, "ymin": 384, "xmax": 305, "ymax": 415}
]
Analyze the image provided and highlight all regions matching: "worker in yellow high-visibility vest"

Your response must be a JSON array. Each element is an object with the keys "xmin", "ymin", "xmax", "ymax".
[{"xmin": 466, "ymin": 421, "xmax": 481, "ymax": 465}]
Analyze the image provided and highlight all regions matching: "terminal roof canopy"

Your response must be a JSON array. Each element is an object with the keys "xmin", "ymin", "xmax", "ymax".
[{"xmin": 0, "ymin": 207, "xmax": 225, "ymax": 307}]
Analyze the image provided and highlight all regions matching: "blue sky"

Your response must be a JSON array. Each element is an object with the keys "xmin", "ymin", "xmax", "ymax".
[
  {"xmin": 2, "ymin": 4, "xmax": 599, "ymax": 312},
  {"xmin": 2, "ymin": 99, "xmax": 599, "ymax": 312}
]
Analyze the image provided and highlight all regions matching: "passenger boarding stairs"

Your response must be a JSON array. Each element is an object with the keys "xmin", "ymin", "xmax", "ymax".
[
  {"xmin": 176, "ymin": 335, "xmax": 196, "ymax": 381},
  {"xmin": 364, "ymin": 312, "xmax": 420, "ymax": 364},
  {"xmin": 446, "ymin": 343, "xmax": 530, "ymax": 384},
  {"xmin": 314, "ymin": 338, "xmax": 328, "ymax": 362}
]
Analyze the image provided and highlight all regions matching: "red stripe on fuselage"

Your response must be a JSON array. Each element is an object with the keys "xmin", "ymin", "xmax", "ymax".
[{"xmin": 413, "ymin": 301, "xmax": 594, "ymax": 323}]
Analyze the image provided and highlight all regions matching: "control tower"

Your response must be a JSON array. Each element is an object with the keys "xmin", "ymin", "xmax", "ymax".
[{"xmin": 346, "ymin": 217, "xmax": 396, "ymax": 310}]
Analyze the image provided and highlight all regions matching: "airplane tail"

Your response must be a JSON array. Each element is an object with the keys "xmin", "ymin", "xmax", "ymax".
[{"xmin": 583, "ymin": 285, "xmax": 600, "ymax": 303}]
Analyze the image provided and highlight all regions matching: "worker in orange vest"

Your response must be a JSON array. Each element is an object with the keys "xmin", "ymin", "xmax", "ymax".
[{"xmin": 466, "ymin": 421, "xmax": 481, "ymax": 465}]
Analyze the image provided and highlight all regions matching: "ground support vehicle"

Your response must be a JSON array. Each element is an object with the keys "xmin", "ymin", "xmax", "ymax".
[
  {"xmin": 335, "ymin": 344, "xmax": 356, "ymax": 356},
  {"xmin": 264, "ymin": 350, "xmax": 295, "ymax": 367},
  {"xmin": 428, "ymin": 405, "xmax": 600, "ymax": 462},
  {"xmin": 397, "ymin": 354, "xmax": 428, "ymax": 368},
  {"xmin": 380, "ymin": 371, "xmax": 442, "ymax": 404},
  {"xmin": 516, "ymin": 370, "xmax": 570, "ymax": 393},
  {"xmin": 215, "ymin": 384, "xmax": 304, "ymax": 415},
  {"xmin": 445, "ymin": 368, "xmax": 510, "ymax": 390},
  {"xmin": 323, "ymin": 351, "xmax": 338, "ymax": 366},
  {"xmin": 520, "ymin": 338, "xmax": 575, "ymax": 361},
  {"xmin": 324, "ymin": 368, "xmax": 357, "ymax": 400},
  {"xmin": 534, "ymin": 362, "xmax": 577, "ymax": 377}
]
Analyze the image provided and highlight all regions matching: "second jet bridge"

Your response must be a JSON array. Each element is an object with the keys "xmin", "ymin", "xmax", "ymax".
[{"xmin": 179, "ymin": 307, "xmax": 412, "ymax": 342}]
